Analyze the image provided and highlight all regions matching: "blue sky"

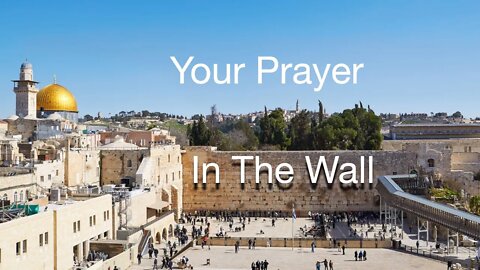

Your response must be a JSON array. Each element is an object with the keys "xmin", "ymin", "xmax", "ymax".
[{"xmin": 0, "ymin": 1, "xmax": 479, "ymax": 118}]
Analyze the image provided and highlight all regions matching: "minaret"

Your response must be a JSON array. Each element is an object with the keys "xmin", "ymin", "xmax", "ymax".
[{"xmin": 12, "ymin": 61, "xmax": 39, "ymax": 118}]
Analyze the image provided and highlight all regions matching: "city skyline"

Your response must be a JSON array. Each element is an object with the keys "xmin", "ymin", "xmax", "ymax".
[{"xmin": 1, "ymin": 1, "xmax": 479, "ymax": 118}]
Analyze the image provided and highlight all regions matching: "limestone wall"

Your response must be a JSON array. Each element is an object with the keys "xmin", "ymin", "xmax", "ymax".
[
  {"xmin": 35, "ymin": 159, "xmax": 64, "ymax": 189},
  {"xmin": 0, "ymin": 172, "xmax": 36, "ymax": 202},
  {"xmin": 54, "ymin": 195, "xmax": 113, "ymax": 270},
  {"xmin": 67, "ymin": 149, "xmax": 101, "ymax": 187},
  {"xmin": 100, "ymin": 149, "xmax": 148, "ymax": 186},
  {"xmin": 382, "ymin": 139, "xmax": 480, "ymax": 196},
  {"xmin": 101, "ymin": 145, "xmax": 183, "ymax": 215},
  {"xmin": 0, "ymin": 211, "xmax": 55, "ymax": 270},
  {"xmin": 207, "ymin": 237, "xmax": 391, "ymax": 249},
  {"xmin": 182, "ymin": 147, "xmax": 415, "ymax": 215}
]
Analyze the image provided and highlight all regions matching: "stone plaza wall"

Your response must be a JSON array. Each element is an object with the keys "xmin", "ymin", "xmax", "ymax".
[{"xmin": 182, "ymin": 147, "xmax": 416, "ymax": 215}]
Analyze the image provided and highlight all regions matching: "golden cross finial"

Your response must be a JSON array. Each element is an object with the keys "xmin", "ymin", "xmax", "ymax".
[{"xmin": 53, "ymin": 74, "xmax": 57, "ymax": 84}]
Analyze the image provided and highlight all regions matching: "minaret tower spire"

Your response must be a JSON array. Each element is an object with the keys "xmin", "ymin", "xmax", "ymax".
[{"xmin": 12, "ymin": 60, "xmax": 39, "ymax": 118}]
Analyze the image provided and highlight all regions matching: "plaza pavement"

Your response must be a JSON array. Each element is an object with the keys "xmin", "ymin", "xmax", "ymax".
[
  {"xmin": 128, "ymin": 217, "xmax": 473, "ymax": 269},
  {"xmin": 179, "ymin": 246, "xmax": 447, "ymax": 269}
]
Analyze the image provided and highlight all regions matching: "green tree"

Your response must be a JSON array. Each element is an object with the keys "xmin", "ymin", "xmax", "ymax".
[
  {"xmin": 187, "ymin": 116, "xmax": 211, "ymax": 146},
  {"xmin": 83, "ymin": 114, "xmax": 94, "ymax": 121},
  {"xmin": 470, "ymin": 196, "xmax": 480, "ymax": 215},
  {"xmin": 452, "ymin": 111, "xmax": 463, "ymax": 118},
  {"xmin": 311, "ymin": 104, "xmax": 382, "ymax": 150},
  {"xmin": 289, "ymin": 110, "xmax": 312, "ymax": 150}
]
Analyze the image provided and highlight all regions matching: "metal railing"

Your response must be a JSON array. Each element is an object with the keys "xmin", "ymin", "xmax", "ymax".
[{"xmin": 377, "ymin": 174, "xmax": 480, "ymax": 239}]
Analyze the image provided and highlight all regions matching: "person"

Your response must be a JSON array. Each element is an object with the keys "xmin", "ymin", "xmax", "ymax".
[
  {"xmin": 248, "ymin": 239, "xmax": 252, "ymax": 249},
  {"xmin": 153, "ymin": 257, "xmax": 158, "ymax": 270},
  {"xmin": 416, "ymin": 240, "xmax": 420, "ymax": 251},
  {"xmin": 137, "ymin": 253, "xmax": 142, "ymax": 264},
  {"xmin": 342, "ymin": 245, "xmax": 345, "ymax": 255},
  {"xmin": 354, "ymin": 250, "xmax": 358, "ymax": 261},
  {"xmin": 311, "ymin": 241, "xmax": 316, "ymax": 252},
  {"xmin": 251, "ymin": 262, "xmax": 256, "ymax": 270},
  {"xmin": 447, "ymin": 260, "xmax": 452, "ymax": 270},
  {"xmin": 329, "ymin": 260, "xmax": 333, "ymax": 270},
  {"xmin": 154, "ymin": 248, "xmax": 159, "ymax": 258},
  {"xmin": 113, "ymin": 267, "xmax": 119, "ymax": 270},
  {"xmin": 358, "ymin": 250, "xmax": 363, "ymax": 261},
  {"xmin": 316, "ymin": 261, "xmax": 321, "ymax": 270},
  {"xmin": 149, "ymin": 248, "xmax": 153, "ymax": 259},
  {"xmin": 363, "ymin": 250, "xmax": 367, "ymax": 261},
  {"xmin": 323, "ymin": 259, "xmax": 328, "ymax": 270},
  {"xmin": 264, "ymin": 259, "xmax": 269, "ymax": 270}
]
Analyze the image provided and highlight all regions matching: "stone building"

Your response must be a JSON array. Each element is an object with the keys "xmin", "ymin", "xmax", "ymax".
[
  {"xmin": 99, "ymin": 136, "xmax": 183, "ymax": 216},
  {"xmin": 0, "ymin": 194, "xmax": 113, "ymax": 270},
  {"xmin": 390, "ymin": 123, "xmax": 480, "ymax": 140},
  {"xmin": 0, "ymin": 138, "xmax": 23, "ymax": 166},
  {"xmin": 383, "ymin": 139, "xmax": 480, "ymax": 196}
]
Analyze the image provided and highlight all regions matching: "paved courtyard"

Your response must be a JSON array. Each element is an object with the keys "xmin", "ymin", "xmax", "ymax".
[
  {"xmin": 177, "ymin": 246, "xmax": 447, "ymax": 269},
  {"xmin": 202, "ymin": 217, "xmax": 314, "ymax": 238},
  {"xmin": 128, "ymin": 217, "xmax": 477, "ymax": 269}
]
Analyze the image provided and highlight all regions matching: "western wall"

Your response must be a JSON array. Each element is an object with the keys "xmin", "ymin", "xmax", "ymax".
[{"xmin": 182, "ymin": 146, "xmax": 416, "ymax": 215}]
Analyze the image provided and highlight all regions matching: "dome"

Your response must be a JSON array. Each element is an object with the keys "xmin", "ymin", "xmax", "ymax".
[
  {"xmin": 24, "ymin": 114, "xmax": 37, "ymax": 120},
  {"xmin": 21, "ymin": 62, "xmax": 32, "ymax": 69},
  {"xmin": 99, "ymin": 136, "xmax": 141, "ymax": 150},
  {"xmin": 37, "ymin": 83, "xmax": 78, "ymax": 113},
  {"xmin": 46, "ymin": 112, "xmax": 64, "ymax": 121},
  {"xmin": 6, "ymin": 115, "xmax": 19, "ymax": 121}
]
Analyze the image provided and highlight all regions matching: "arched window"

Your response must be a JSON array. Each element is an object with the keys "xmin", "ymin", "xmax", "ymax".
[
  {"xmin": 14, "ymin": 192, "xmax": 18, "ymax": 202},
  {"xmin": 427, "ymin": 159, "xmax": 435, "ymax": 168},
  {"xmin": 127, "ymin": 160, "xmax": 132, "ymax": 167},
  {"xmin": 20, "ymin": 191, "xmax": 24, "ymax": 202},
  {"xmin": 3, "ymin": 194, "xmax": 7, "ymax": 201}
]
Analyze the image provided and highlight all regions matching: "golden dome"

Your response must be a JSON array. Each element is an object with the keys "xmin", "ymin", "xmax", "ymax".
[{"xmin": 37, "ymin": 83, "xmax": 78, "ymax": 112}]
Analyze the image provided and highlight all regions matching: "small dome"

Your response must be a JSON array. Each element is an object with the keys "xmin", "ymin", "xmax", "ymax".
[
  {"xmin": 99, "ymin": 136, "xmax": 141, "ymax": 150},
  {"xmin": 47, "ymin": 112, "xmax": 64, "ymax": 121},
  {"xmin": 7, "ymin": 115, "xmax": 19, "ymax": 121},
  {"xmin": 37, "ymin": 83, "xmax": 78, "ymax": 113},
  {"xmin": 21, "ymin": 62, "xmax": 32, "ymax": 69},
  {"xmin": 24, "ymin": 114, "xmax": 37, "ymax": 120}
]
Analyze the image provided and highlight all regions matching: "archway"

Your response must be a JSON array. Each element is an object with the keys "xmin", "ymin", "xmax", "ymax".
[
  {"xmin": 155, "ymin": 232, "xmax": 161, "ymax": 244},
  {"xmin": 162, "ymin": 228, "xmax": 168, "ymax": 241},
  {"xmin": 161, "ymin": 189, "xmax": 170, "ymax": 204}
]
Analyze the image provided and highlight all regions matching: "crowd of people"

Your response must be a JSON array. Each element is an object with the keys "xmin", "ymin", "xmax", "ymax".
[
  {"xmin": 250, "ymin": 259, "xmax": 269, "ymax": 270},
  {"xmin": 354, "ymin": 250, "xmax": 367, "ymax": 261},
  {"xmin": 315, "ymin": 259, "xmax": 334, "ymax": 270}
]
